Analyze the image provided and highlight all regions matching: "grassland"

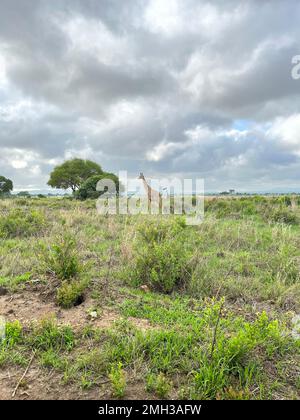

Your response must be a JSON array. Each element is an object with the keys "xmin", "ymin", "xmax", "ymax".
[{"xmin": 0, "ymin": 195, "xmax": 299, "ymax": 400}]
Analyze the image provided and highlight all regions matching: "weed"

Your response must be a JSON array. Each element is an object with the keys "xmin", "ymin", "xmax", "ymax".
[
  {"xmin": 146, "ymin": 372, "xmax": 171, "ymax": 398},
  {"xmin": 192, "ymin": 357, "xmax": 229, "ymax": 399},
  {"xmin": 3, "ymin": 320, "xmax": 22, "ymax": 347},
  {"xmin": 0, "ymin": 272, "xmax": 32, "ymax": 291},
  {"xmin": 108, "ymin": 362, "xmax": 126, "ymax": 398},
  {"xmin": 39, "ymin": 349, "xmax": 66, "ymax": 369},
  {"xmin": 29, "ymin": 319, "xmax": 75, "ymax": 352}
]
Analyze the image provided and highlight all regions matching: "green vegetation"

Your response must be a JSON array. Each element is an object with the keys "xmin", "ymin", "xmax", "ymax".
[
  {"xmin": 146, "ymin": 372, "xmax": 171, "ymax": 398},
  {"xmin": 56, "ymin": 280, "xmax": 86, "ymax": 308},
  {"xmin": 0, "ymin": 272, "xmax": 32, "ymax": 291},
  {"xmin": 125, "ymin": 218, "xmax": 191, "ymax": 293},
  {"xmin": 108, "ymin": 362, "xmax": 127, "ymax": 398},
  {"xmin": 75, "ymin": 173, "xmax": 120, "ymax": 200},
  {"xmin": 0, "ymin": 176, "xmax": 13, "ymax": 196},
  {"xmin": 0, "ymin": 195, "xmax": 299, "ymax": 399},
  {"xmin": 0, "ymin": 208, "xmax": 46, "ymax": 238},
  {"xmin": 42, "ymin": 233, "xmax": 81, "ymax": 280},
  {"xmin": 28, "ymin": 319, "xmax": 75, "ymax": 352}
]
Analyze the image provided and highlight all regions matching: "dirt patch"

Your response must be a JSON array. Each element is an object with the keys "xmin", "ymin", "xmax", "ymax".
[
  {"xmin": 0, "ymin": 287, "xmax": 153, "ymax": 401},
  {"xmin": 0, "ymin": 365, "xmax": 156, "ymax": 400},
  {"xmin": 0, "ymin": 288, "xmax": 153, "ymax": 332},
  {"xmin": 0, "ymin": 290, "xmax": 132, "ymax": 330},
  {"xmin": 0, "ymin": 365, "xmax": 102, "ymax": 400}
]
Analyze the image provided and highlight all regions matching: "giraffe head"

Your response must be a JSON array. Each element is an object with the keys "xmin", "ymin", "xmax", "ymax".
[{"xmin": 138, "ymin": 172, "xmax": 145, "ymax": 180}]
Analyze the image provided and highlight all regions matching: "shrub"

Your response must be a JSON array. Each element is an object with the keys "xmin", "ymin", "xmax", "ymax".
[
  {"xmin": 56, "ymin": 280, "xmax": 86, "ymax": 308},
  {"xmin": 44, "ymin": 233, "xmax": 81, "ymax": 280},
  {"xmin": 0, "ymin": 209, "xmax": 46, "ymax": 238},
  {"xmin": 133, "ymin": 241, "xmax": 189, "ymax": 293},
  {"xmin": 128, "ymin": 219, "xmax": 190, "ymax": 293},
  {"xmin": 268, "ymin": 208, "xmax": 298, "ymax": 225},
  {"xmin": 137, "ymin": 217, "xmax": 186, "ymax": 243}
]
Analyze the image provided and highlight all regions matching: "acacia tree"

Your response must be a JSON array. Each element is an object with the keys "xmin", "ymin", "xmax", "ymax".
[
  {"xmin": 47, "ymin": 158, "xmax": 103, "ymax": 193},
  {"xmin": 0, "ymin": 176, "xmax": 13, "ymax": 195}
]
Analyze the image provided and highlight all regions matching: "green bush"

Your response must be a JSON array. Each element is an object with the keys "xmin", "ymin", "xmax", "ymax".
[
  {"xmin": 268, "ymin": 208, "xmax": 298, "ymax": 225},
  {"xmin": 137, "ymin": 217, "xmax": 186, "ymax": 242},
  {"xmin": 0, "ymin": 209, "xmax": 46, "ymax": 238},
  {"xmin": 43, "ymin": 233, "xmax": 81, "ymax": 280},
  {"xmin": 259, "ymin": 204, "xmax": 298, "ymax": 225},
  {"xmin": 190, "ymin": 312, "xmax": 290, "ymax": 399},
  {"xmin": 57, "ymin": 280, "xmax": 86, "ymax": 308},
  {"xmin": 0, "ymin": 272, "xmax": 32, "ymax": 291},
  {"xmin": 133, "ymin": 241, "xmax": 189, "ymax": 293},
  {"xmin": 128, "ymin": 219, "xmax": 190, "ymax": 293}
]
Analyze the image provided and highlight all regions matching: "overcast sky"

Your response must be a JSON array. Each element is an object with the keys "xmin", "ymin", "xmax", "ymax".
[{"xmin": 1, "ymin": 0, "xmax": 300, "ymax": 192}]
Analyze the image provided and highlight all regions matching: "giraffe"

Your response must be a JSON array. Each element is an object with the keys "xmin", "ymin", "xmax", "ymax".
[{"xmin": 138, "ymin": 173, "xmax": 162, "ymax": 212}]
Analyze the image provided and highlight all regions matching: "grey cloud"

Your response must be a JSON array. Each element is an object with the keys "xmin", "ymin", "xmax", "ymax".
[{"xmin": 0, "ymin": 0, "xmax": 300, "ymax": 191}]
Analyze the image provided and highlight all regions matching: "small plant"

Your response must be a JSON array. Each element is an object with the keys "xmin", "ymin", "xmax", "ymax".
[
  {"xmin": 3, "ymin": 321, "xmax": 22, "ymax": 347},
  {"xmin": 221, "ymin": 386, "xmax": 251, "ymax": 400},
  {"xmin": 146, "ymin": 372, "xmax": 171, "ymax": 398},
  {"xmin": 39, "ymin": 349, "xmax": 65, "ymax": 369},
  {"xmin": 56, "ymin": 280, "xmax": 86, "ymax": 308},
  {"xmin": 76, "ymin": 349, "xmax": 108, "ymax": 375},
  {"xmin": 108, "ymin": 362, "xmax": 126, "ymax": 398},
  {"xmin": 0, "ymin": 272, "xmax": 32, "ymax": 291},
  {"xmin": 44, "ymin": 233, "xmax": 81, "ymax": 280},
  {"xmin": 80, "ymin": 373, "xmax": 94, "ymax": 389},
  {"xmin": 137, "ymin": 217, "xmax": 186, "ymax": 243}
]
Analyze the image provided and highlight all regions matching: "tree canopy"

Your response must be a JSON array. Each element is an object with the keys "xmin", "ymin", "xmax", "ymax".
[
  {"xmin": 0, "ymin": 176, "xmax": 13, "ymax": 195},
  {"xmin": 75, "ymin": 173, "xmax": 120, "ymax": 200},
  {"xmin": 47, "ymin": 159, "xmax": 103, "ymax": 192}
]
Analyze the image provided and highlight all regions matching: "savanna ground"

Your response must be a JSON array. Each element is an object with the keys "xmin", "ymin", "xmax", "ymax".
[{"xmin": 0, "ymin": 195, "xmax": 299, "ymax": 400}]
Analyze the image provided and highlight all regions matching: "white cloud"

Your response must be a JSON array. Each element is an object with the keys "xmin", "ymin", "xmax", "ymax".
[{"xmin": 268, "ymin": 114, "xmax": 300, "ymax": 154}]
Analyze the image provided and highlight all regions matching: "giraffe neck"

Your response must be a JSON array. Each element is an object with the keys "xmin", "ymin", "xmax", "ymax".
[{"xmin": 142, "ymin": 178, "xmax": 151, "ymax": 193}]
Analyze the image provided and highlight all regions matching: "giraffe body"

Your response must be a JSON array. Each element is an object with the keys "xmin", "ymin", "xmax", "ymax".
[{"xmin": 138, "ymin": 173, "xmax": 162, "ymax": 212}]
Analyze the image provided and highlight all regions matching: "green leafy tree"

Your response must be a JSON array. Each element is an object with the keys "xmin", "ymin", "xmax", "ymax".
[
  {"xmin": 47, "ymin": 159, "xmax": 103, "ymax": 193},
  {"xmin": 75, "ymin": 173, "xmax": 120, "ymax": 200},
  {"xmin": 0, "ymin": 176, "xmax": 13, "ymax": 195}
]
